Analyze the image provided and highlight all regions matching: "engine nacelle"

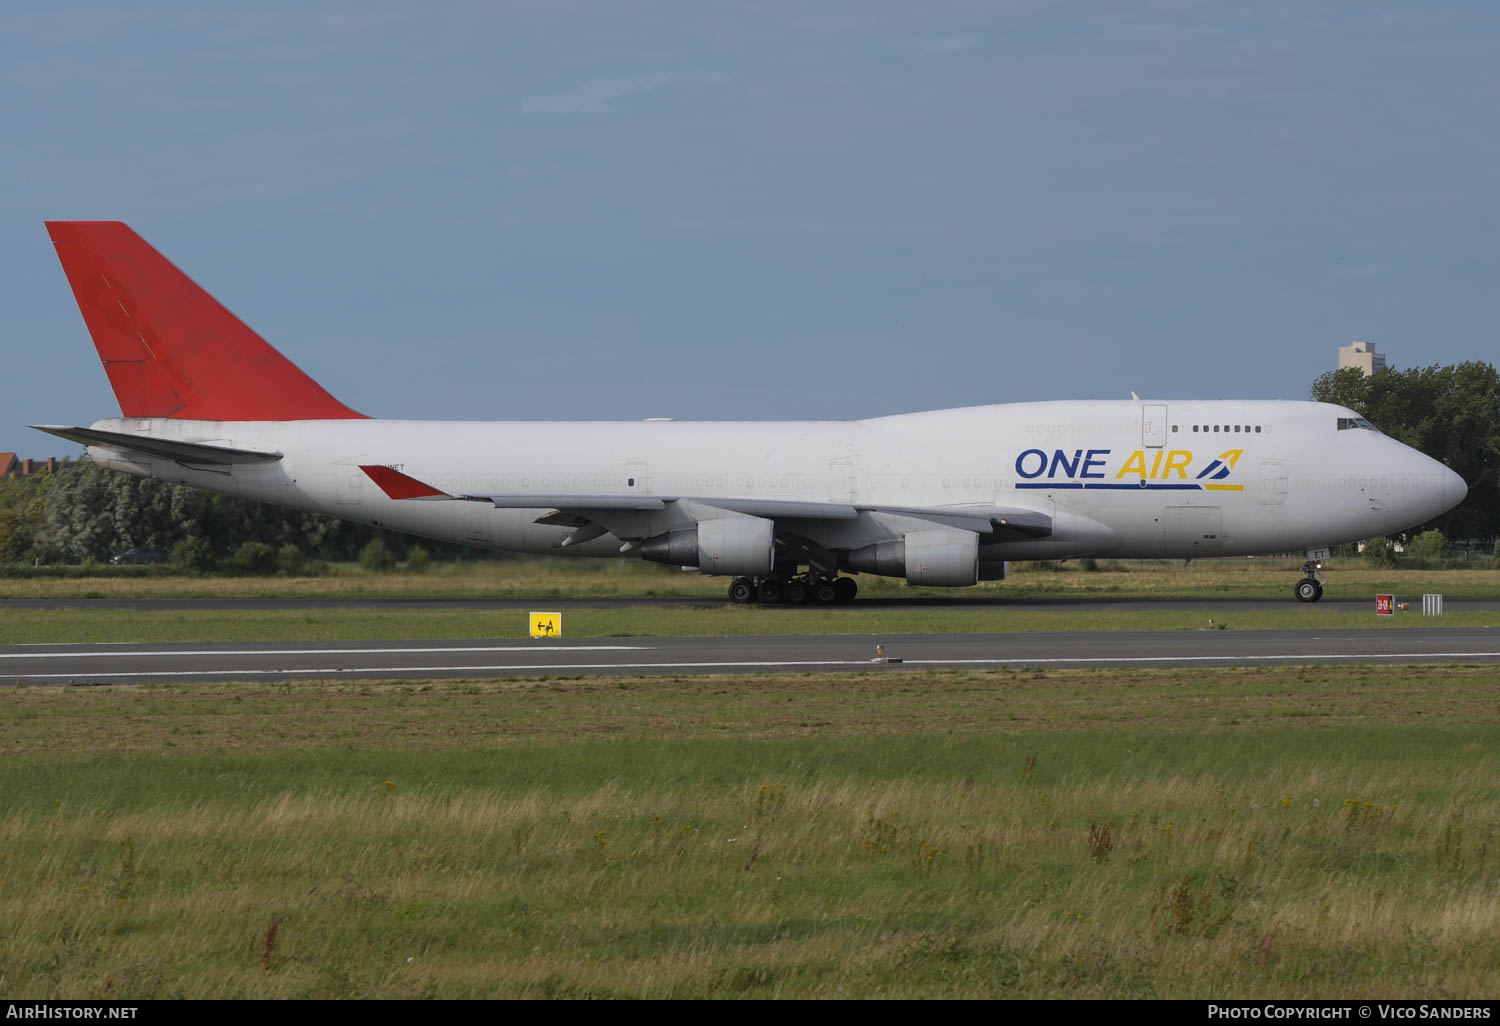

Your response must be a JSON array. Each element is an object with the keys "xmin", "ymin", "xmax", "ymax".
[
  {"xmin": 640, "ymin": 516, "xmax": 775, "ymax": 577},
  {"xmin": 847, "ymin": 527, "xmax": 979, "ymax": 587}
]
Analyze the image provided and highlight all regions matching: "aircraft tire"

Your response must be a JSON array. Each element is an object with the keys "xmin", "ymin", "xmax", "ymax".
[
  {"xmin": 813, "ymin": 580, "xmax": 838, "ymax": 604},
  {"xmin": 784, "ymin": 579, "xmax": 810, "ymax": 604},
  {"xmin": 729, "ymin": 578, "xmax": 758, "ymax": 604},
  {"xmin": 1294, "ymin": 578, "xmax": 1321, "ymax": 603},
  {"xmin": 833, "ymin": 576, "xmax": 858, "ymax": 602},
  {"xmin": 757, "ymin": 576, "xmax": 785, "ymax": 604}
]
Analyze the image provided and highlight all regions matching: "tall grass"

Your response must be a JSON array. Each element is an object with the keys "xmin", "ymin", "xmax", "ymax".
[
  {"xmin": 2, "ymin": 668, "xmax": 1498, "ymax": 997},
  {"xmin": 3, "ymin": 742, "xmax": 1496, "ymax": 998}
]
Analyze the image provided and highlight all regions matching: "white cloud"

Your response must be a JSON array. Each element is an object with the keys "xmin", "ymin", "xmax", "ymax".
[{"xmin": 520, "ymin": 71, "xmax": 729, "ymax": 115}]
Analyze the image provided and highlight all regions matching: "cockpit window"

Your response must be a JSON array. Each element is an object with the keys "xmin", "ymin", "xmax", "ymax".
[{"xmin": 1337, "ymin": 417, "xmax": 1380, "ymax": 432}]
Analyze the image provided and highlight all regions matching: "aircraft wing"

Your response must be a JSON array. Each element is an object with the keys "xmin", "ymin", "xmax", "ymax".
[
  {"xmin": 33, "ymin": 425, "xmax": 283, "ymax": 465},
  {"xmin": 359, "ymin": 466, "xmax": 1052, "ymax": 540}
]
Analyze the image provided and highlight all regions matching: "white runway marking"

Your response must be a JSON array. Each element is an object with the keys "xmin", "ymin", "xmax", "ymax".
[
  {"xmin": 907, "ymin": 652, "xmax": 1500, "ymax": 666},
  {"xmin": 0, "ymin": 645, "xmax": 648, "ymax": 660},
  {"xmin": 1, "ymin": 660, "xmax": 867, "ymax": 680},
  {"xmin": 4, "ymin": 650, "xmax": 1500, "ymax": 682}
]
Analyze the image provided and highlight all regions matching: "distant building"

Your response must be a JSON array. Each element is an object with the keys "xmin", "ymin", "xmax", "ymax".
[
  {"xmin": 0, "ymin": 455, "xmax": 62, "ymax": 479},
  {"xmin": 1339, "ymin": 340, "xmax": 1386, "ymax": 376}
]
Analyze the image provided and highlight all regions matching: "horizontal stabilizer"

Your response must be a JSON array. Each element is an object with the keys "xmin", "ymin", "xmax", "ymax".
[{"xmin": 32, "ymin": 425, "xmax": 282, "ymax": 465}]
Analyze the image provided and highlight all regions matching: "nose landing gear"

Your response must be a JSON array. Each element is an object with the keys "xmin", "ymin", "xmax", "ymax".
[{"xmin": 1294, "ymin": 560, "xmax": 1324, "ymax": 603}]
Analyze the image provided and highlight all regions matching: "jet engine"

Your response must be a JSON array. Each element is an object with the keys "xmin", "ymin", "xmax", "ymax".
[
  {"xmin": 640, "ymin": 515, "xmax": 776, "ymax": 577},
  {"xmin": 846, "ymin": 527, "xmax": 979, "ymax": 587}
]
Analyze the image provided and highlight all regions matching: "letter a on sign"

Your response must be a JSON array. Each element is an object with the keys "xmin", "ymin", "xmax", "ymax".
[
  {"xmin": 530, "ymin": 612, "xmax": 562, "ymax": 638},
  {"xmin": 1375, "ymin": 594, "xmax": 1394, "ymax": 616}
]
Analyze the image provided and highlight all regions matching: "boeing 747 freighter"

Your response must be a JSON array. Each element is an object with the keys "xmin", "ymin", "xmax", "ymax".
[{"xmin": 36, "ymin": 222, "xmax": 1467, "ymax": 603}]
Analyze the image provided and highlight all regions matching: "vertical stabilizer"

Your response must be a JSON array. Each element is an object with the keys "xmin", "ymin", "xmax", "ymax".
[{"xmin": 46, "ymin": 221, "xmax": 365, "ymax": 421}]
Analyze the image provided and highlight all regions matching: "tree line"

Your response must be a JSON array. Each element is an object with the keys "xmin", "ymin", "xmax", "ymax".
[{"xmin": 0, "ymin": 459, "xmax": 473, "ymax": 568}]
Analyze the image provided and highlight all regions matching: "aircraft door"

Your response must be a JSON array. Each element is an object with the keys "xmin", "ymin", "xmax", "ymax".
[
  {"xmin": 625, "ymin": 460, "xmax": 653, "ymax": 495},
  {"xmin": 828, "ymin": 459, "xmax": 857, "ymax": 503},
  {"xmin": 1142, "ymin": 404, "xmax": 1168, "ymax": 448},
  {"xmin": 1260, "ymin": 461, "xmax": 1288, "ymax": 506},
  {"xmin": 336, "ymin": 464, "xmax": 364, "ymax": 505}
]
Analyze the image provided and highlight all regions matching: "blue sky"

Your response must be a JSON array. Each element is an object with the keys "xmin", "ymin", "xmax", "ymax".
[{"xmin": 5, "ymin": 1, "xmax": 1497, "ymax": 451}]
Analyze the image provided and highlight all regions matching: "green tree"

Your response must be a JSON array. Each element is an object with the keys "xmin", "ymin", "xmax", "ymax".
[
  {"xmin": 1404, "ymin": 530, "xmax": 1447, "ymax": 567},
  {"xmin": 359, "ymin": 537, "xmax": 396, "ymax": 573},
  {"xmin": 170, "ymin": 536, "xmax": 216, "ymax": 574},
  {"xmin": 232, "ymin": 541, "xmax": 277, "ymax": 574},
  {"xmin": 404, "ymin": 545, "xmax": 431, "ymax": 574},
  {"xmin": 0, "ymin": 467, "xmax": 61, "ymax": 562},
  {"xmin": 1312, "ymin": 361, "xmax": 1500, "ymax": 542},
  {"xmin": 38, "ymin": 462, "xmax": 127, "ymax": 561},
  {"xmin": 275, "ymin": 543, "xmax": 305, "ymax": 576},
  {"xmin": 1361, "ymin": 536, "xmax": 1397, "ymax": 568},
  {"xmin": 21, "ymin": 452, "xmax": 476, "ymax": 567}
]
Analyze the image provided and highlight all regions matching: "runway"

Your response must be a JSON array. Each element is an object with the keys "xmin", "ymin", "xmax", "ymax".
[
  {"xmin": 8, "ymin": 595, "xmax": 1500, "ymax": 612},
  {"xmin": 6, "ymin": 627, "xmax": 1499, "ymax": 685}
]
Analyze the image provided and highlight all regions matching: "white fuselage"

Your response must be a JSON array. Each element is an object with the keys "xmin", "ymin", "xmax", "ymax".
[{"xmin": 85, "ymin": 399, "xmax": 1464, "ymax": 567}]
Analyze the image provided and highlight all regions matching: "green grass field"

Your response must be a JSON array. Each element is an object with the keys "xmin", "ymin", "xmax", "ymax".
[
  {"xmin": 1, "ymin": 603, "xmax": 1498, "ymax": 645},
  {"xmin": 3, "ymin": 556, "xmax": 1499, "ymax": 601},
  {"xmin": 3, "ymin": 666, "xmax": 1498, "ymax": 998},
  {"xmin": 3, "ymin": 556, "xmax": 1497, "ymax": 645},
  {"xmin": 3, "ymin": 560, "xmax": 1497, "ymax": 997}
]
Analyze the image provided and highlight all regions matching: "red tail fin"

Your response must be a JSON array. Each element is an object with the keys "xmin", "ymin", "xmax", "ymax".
[{"xmin": 46, "ymin": 221, "xmax": 365, "ymax": 420}]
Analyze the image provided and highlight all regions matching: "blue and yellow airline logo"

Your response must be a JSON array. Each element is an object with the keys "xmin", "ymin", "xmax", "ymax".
[{"xmin": 1014, "ymin": 448, "xmax": 1245, "ymax": 492}]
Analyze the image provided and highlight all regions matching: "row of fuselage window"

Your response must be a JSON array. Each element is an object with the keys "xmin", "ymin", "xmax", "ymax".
[{"xmin": 1171, "ymin": 424, "xmax": 1263, "ymax": 434}]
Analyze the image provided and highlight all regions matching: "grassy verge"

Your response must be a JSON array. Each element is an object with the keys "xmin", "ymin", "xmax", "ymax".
[
  {"xmin": 2, "ymin": 604, "xmax": 1498, "ymax": 644},
  {"xmin": 2, "ymin": 666, "xmax": 1497, "ymax": 998},
  {"xmin": 2, "ymin": 557, "xmax": 1499, "ymax": 601}
]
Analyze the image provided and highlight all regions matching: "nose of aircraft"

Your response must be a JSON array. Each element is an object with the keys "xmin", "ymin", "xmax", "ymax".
[{"xmin": 1443, "ymin": 464, "xmax": 1468, "ymax": 511}]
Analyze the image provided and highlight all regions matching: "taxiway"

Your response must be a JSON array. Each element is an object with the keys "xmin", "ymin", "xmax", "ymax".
[{"xmin": 6, "ymin": 626, "xmax": 1498, "ymax": 685}]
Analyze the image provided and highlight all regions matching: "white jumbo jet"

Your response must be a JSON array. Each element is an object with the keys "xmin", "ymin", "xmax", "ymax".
[{"xmin": 35, "ymin": 221, "xmax": 1467, "ymax": 604}]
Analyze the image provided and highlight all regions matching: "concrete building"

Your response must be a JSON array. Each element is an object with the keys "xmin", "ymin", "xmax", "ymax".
[{"xmin": 1339, "ymin": 340, "xmax": 1386, "ymax": 376}]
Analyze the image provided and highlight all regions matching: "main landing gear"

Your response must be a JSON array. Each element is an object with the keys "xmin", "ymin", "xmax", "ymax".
[
  {"xmin": 728, "ymin": 574, "xmax": 858, "ymax": 605},
  {"xmin": 1294, "ymin": 560, "xmax": 1324, "ymax": 603}
]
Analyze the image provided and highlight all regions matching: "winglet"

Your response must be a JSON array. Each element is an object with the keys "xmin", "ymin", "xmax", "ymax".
[{"xmin": 359, "ymin": 465, "xmax": 451, "ymax": 500}]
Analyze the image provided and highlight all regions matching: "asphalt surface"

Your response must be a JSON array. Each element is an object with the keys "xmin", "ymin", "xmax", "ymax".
[
  {"xmin": 6, "ymin": 627, "xmax": 1499, "ymax": 685},
  {"xmin": 8, "ymin": 595, "xmax": 1500, "ymax": 612}
]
